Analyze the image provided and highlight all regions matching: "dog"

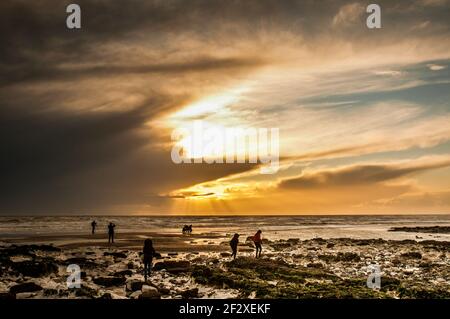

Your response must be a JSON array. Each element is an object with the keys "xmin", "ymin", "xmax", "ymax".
[{"xmin": 182, "ymin": 225, "xmax": 193, "ymax": 234}]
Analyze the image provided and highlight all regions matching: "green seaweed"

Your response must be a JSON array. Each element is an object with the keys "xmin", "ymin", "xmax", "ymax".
[{"xmin": 191, "ymin": 257, "xmax": 390, "ymax": 299}]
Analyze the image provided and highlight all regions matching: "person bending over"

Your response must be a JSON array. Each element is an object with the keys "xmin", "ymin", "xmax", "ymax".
[{"xmin": 142, "ymin": 239, "xmax": 159, "ymax": 280}]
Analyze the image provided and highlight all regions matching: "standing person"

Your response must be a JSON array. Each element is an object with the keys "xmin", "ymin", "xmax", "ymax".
[
  {"xmin": 108, "ymin": 222, "xmax": 116, "ymax": 244},
  {"xmin": 142, "ymin": 239, "xmax": 158, "ymax": 281},
  {"xmin": 91, "ymin": 220, "xmax": 97, "ymax": 234},
  {"xmin": 253, "ymin": 230, "xmax": 263, "ymax": 258},
  {"xmin": 230, "ymin": 233, "xmax": 239, "ymax": 259}
]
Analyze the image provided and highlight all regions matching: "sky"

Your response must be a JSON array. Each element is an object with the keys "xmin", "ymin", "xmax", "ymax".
[{"xmin": 1, "ymin": 0, "xmax": 449, "ymax": 215}]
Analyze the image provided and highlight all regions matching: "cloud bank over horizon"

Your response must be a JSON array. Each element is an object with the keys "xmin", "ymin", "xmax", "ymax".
[{"xmin": 1, "ymin": 0, "xmax": 449, "ymax": 215}]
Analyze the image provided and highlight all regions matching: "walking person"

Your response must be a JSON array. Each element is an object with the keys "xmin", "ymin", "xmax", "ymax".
[
  {"xmin": 108, "ymin": 222, "xmax": 116, "ymax": 244},
  {"xmin": 91, "ymin": 220, "xmax": 97, "ymax": 234},
  {"xmin": 253, "ymin": 230, "xmax": 263, "ymax": 258},
  {"xmin": 230, "ymin": 233, "xmax": 239, "ymax": 259}
]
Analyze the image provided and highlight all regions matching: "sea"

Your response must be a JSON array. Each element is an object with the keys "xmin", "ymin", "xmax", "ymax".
[{"xmin": 0, "ymin": 215, "xmax": 449, "ymax": 242}]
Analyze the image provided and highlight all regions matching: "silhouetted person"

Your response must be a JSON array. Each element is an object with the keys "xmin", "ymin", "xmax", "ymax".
[
  {"xmin": 230, "ymin": 233, "xmax": 239, "ymax": 259},
  {"xmin": 142, "ymin": 239, "xmax": 158, "ymax": 281},
  {"xmin": 91, "ymin": 220, "xmax": 97, "ymax": 234},
  {"xmin": 108, "ymin": 222, "xmax": 116, "ymax": 244},
  {"xmin": 253, "ymin": 230, "xmax": 262, "ymax": 258}
]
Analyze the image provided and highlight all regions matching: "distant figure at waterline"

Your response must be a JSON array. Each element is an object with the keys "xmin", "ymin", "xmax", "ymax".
[
  {"xmin": 108, "ymin": 222, "xmax": 116, "ymax": 244},
  {"xmin": 91, "ymin": 220, "xmax": 97, "ymax": 234}
]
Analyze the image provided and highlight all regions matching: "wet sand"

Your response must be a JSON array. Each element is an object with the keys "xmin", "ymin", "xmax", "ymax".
[{"xmin": 0, "ymin": 231, "xmax": 255, "ymax": 252}]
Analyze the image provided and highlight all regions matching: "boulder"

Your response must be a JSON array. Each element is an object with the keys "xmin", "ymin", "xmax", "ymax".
[
  {"xmin": 104, "ymin": 252, "xmax": 127, "ymax": 259},
  {"xmin": 11, "ymin": 260, "xmax": 58, "ymax": 277},
  {"xmin": 158, "ymin": 287, "xmax": 170, "ymax": 295},
  {"xmin": 64, "ymin": 257, "xmax": 98, "ymax": 268},
  {"xmin": 74, "ymin": 285, "xmax": 98, "ymax": 298},
  {"xmin": 2, "ymin": 245, "xmax": 60, "ymax": 257},
  {"xmin": 16, "ymin": 292, "xmax": 37, "ymax": 299},
  {"xmin": 307, "ymin": 262, "xmax": 324, "ymax": 268},
  {"xmin": 10, "ymin": 282, "xmax": 43, "ymax": 294},
  {"xmin": 114, "ymin": 270, "xmax": 133, "ymax": 277},
  {"xmin": 129, "ymin": 291, "xmax": 142, "ymax": 299},
  {"xmin": 93, "ymin": 276, "xmax": 126, "ymax": 287},
  {"xmin": 126, "ymin": 280, "xmax": 144, "ymax": 292},
  {"xmin": 181, "ymin": 288, "xmax": 199, "ymax": 299},
  {"xmin": 153, "ymin": 260, "xmax": 191, "ymax": 274},
  {"xmin": 318, "ymin": 252, "xmax": 360, "ymax": 262},
  {"xmin": 210, "ymin": 258, "xmax": 219, "ymax": 265},
  {"xmin": 139, "ymin": 285, "xmax": 161, "ymax": 299},
  {"xmin": 43, "ymin": 289, "xmax": 58, "ymax": 296},
  {"xmin": 400, "ymin": 252, "xmax": 422, "ymax": 259}
]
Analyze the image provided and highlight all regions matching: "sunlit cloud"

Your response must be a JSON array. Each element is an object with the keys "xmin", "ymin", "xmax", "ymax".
[
  {"xmin": 279, "ymin": 156, "xmax": 450, "ymax": 190},
  {"xmin": 427, "ymin": 64, "xmax": 447, "ymax": 71}
]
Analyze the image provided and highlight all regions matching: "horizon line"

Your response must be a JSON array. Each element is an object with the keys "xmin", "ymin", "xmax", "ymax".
[{"xmin": 0, "ymin": 213, "xmax": 449, "ymax": 218}]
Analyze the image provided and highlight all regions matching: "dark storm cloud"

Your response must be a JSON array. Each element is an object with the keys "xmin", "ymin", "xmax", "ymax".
[
  {"xmin": 1, "ymin": 0, "xmax": 447, "ymax": 85},
  {"xmin": 0, "ymin": 0, "xmax": 275, "ymax": 86},
  {"xmin": 0, "ymin": 56, "xmax": 264, "ymax": 87},
  {"xmin": 0, "ymin": 96, "xmax": 257, "ymax": 213},
  {"xmin": 0, "ymin": 0, "xmax": 273, "ymax": 214},
  {"xmin": 0, "ymin": 84, "xmax": 257, "ymax": 213},
  {"xmin": 279, "ymin": 160, "xmax": 450, "ymax": 190}
]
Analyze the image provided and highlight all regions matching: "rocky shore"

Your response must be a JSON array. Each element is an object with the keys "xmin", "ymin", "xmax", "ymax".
[
  {"xmin": 389, "ymin": 226, "xmax": 450, "ymax": 234},
  {"xmin": 0, "ymin": 237, "xmax": 449, "ymax": 299}
]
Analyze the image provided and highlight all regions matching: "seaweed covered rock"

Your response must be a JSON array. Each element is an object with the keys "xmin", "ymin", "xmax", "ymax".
[
  {"xmin": 74, "ymin": 285, "xmax": 98, "ymax": 298},
  {"xmin": 400, "ymin": 252, "xmax": 422, "ymax": 259},
  {"xmin": 93, "ymin": 276, "xmax": 126, "ymax": 287},
  {"xmin": 181, "ymin": 288, "xmax": 199, "ymax": 299},
  {"xmin": 63, "ymin": 257, "xmax": 98, "ymax": 268},
  {"xmin": 389, "ymin": 226, "xmax": 450, "ymax": 234},
  {"xmin": 11, "ymin": 259, "xmax": 58, "ymax": 277},
  {"xmin": 104, "ymin": 251, "xmax": 127, "ymax": 259},
  {"xmin": 318, "ymin": 252, "xmax": 360, "ymax": 262},
  {"xmin": 191, "ymin": 257, "xmax": 373, "ymax": 299},
  {"xmin": 114, "ymin": 270, "xmax": 133, "ymax": 277},
  {"xmin": 398, "ymin": 285, "xmax": 450, "ymax": 299},
  {"xmin": 1, "ymin": 245, "xmax": 60, "ymax": 257},
  {"xmin": 10, "ymin": 282, "xmax": 43, "ymax": 294},
  {"xmin": 126, "ymin": 279, "xmax": 144, "ymax": 292}
]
